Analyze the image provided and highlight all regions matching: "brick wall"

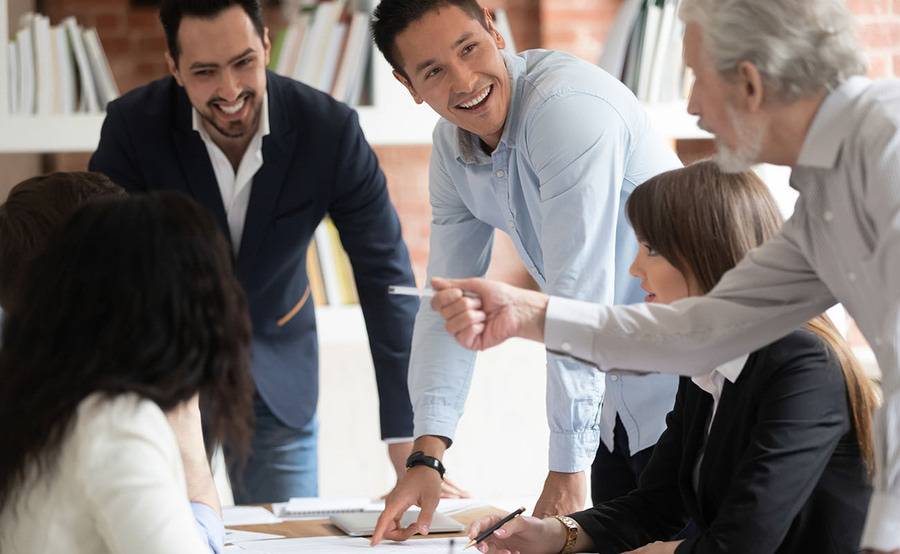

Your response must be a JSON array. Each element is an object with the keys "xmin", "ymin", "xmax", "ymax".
[
  {"xmin": 850, "ymin": 0, "xmax": 900, "ymax": 78},
  {"xmin": 39, "ymin": 0, "xmax": 900, "ymax": 283}
]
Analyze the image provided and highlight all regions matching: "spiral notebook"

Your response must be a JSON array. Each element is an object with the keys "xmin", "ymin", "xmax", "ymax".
[{"xmin": 275, "ymin": 497, "xmax": 376, "ymax": 518}]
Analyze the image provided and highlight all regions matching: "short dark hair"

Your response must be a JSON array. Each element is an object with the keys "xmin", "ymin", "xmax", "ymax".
[
  {"xmin": 0, "ymin": 172, "xmax": 126, "ymax": 313},
  {"xmin": 159, "ymin": 0, "xmax": 265, "ymax": 62},
  {"xmin": 0, "ymin": 192, "xmax": 254, "ymax": 513},
  {"xmin": 372, "ymin": 0, "xmax": 488, "ymax": 79}
]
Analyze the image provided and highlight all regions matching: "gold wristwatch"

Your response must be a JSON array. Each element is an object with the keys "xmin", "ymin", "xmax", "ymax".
[{"xmin": 553, "ymin": 515, "xmax": 579, "ymax": 554}]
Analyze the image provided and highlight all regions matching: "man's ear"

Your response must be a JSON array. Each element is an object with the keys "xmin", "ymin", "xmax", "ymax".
[
  {"xmin": 165, "ymin": 51, "xmax": 183, "ymax": 87},
  {"xmin": 483, "ymin": 7, "xmax": 506, "ymax": 50},
  {"xmin": 262, "ymin": 26, "xmax": 272, "ymax": 66},
  {"xmin": 393, "ymin": 69, "xmax": 423, "ymax": 104},
  {"xmin": 735, "ymin": 61, "xmax": 765, "ymax": 113}
]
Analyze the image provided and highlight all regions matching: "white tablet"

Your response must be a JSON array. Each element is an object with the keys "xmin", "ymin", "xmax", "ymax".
[{"xmin": 330, "ymin": 510, "xmax": 465, "ymax": 537}]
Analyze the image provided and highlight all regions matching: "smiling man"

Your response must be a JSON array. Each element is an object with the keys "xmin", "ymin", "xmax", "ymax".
[
  {"xmin": 88, "ymin": 0, "xmax": 424, "ymax": 504},
  {"xmin": 370, "ymin": 0, "xmax": 683, "ymax": 544}
]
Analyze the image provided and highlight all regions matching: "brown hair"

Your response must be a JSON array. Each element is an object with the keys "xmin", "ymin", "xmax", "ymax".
[
  {"xmin": 0, "ymin": 172, "xmax": 126, "ymax": 313},
  {"xmin": 627, "ymin": 160, "xmax": 877, "ymax": 471}
]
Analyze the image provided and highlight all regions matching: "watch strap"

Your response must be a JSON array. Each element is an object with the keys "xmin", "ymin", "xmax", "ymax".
[
  {"xmin": 553, "ymin": 515, "xmax": 578, "ymax": 554},
  {"xmin": 405, "ymin": 450, "xmax": 445, "ymax": 479}
]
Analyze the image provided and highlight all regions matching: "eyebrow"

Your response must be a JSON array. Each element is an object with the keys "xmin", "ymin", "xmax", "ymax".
[
  {"xmin": 414, "ymin": 32, "xmax": 474, "ymax": 75},
  {"xmin": 189, "ymin": 48, "xmax": 255, "ymax": 70}
]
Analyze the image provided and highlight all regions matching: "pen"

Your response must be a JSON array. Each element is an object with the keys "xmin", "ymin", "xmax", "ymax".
[
  {"xmin": 388, "ymin": 285, "xmax": 479, "ymax": 299},
  {"xmin": 464, "ymin": 507, "xmax": 526, "ymax": 549}
]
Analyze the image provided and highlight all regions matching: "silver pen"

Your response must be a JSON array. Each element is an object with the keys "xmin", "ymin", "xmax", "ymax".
[{"xmin": 388, "ymin": 285, "xmax": 479, "ymax": 299}]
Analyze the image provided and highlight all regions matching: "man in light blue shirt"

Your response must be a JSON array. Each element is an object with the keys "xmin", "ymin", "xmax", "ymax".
[{"xmin": 370, "ymin": 0, "xmax": 681, "ymax": 541}]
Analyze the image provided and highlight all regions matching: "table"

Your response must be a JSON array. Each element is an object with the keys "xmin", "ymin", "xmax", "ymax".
[{"xmin": 227, "ymin": 505, "xmax": 504, "ymax": 540}]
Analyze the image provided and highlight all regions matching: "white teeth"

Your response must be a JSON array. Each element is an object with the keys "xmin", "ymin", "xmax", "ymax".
[
  {"xmin": 218, "ymin": 98, "xmax": 245, "ymax": 115},
  {"xmin": 459, "ymin": 86, "xmax": 491, "ymax": 109}
]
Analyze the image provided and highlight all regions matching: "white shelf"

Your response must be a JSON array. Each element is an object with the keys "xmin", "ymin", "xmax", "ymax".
[
  {"xmin": 0, "ymin": 102, "xmax": 706, "ymax": 153},
  {"xmin": 0, "ymin": 114, "xmax": 105, "ymax": 153}
]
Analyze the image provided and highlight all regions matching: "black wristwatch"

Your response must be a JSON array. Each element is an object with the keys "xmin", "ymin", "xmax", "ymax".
[{"xmin": 405, "ymin": 450, "xmax": 445, "ymax": 479}]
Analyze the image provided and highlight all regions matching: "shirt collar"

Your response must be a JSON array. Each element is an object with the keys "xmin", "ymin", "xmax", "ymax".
[
  {"xmin": 714, "ymin": 354, "xmax": 749, "ymax": 384},
  {"xmin": 455, "ymin": 49, "xmax": 526, "ymax": 165},
  {"xmin": 796, "ymin": 76, "xmax": 870, "ymax": 169},
  {"xmin": 192, "ymin": 92, "xmax": 271, "ymax": 144}
]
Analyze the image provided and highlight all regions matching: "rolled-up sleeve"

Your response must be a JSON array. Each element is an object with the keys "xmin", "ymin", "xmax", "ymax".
[
  {"xmin": 190, "ymin": 502, "xmax": 224, "ymax": 554},
  {"xmin": 409, "ymin": 143, "xmax": 495, "ymax": 442}
]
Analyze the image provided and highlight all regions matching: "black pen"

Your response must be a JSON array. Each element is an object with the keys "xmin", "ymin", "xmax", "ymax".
[{"xmin": 464, "ymin": 507, "xmax": 526, "ymax": 550}]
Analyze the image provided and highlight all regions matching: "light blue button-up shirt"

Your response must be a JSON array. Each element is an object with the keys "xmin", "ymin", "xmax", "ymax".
[{"xmin": 409, "ymin": 49, "xmax": 681, "ymax": 472}]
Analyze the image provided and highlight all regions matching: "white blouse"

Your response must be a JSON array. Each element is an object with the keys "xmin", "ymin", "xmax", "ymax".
[{"xmin": 0, "ymin": 393, "xmax": 213, "ymax": 554}]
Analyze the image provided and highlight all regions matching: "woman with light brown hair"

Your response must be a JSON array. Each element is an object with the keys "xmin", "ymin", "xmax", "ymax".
[{"xmin": 439, "ymin": 161, "xmax": 878, "ymax": 553}]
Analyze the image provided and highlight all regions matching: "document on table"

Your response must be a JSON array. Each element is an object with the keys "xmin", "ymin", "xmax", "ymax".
[
  {"xmin": 223, "ymin": 506, "xmax": 283, "ymax": 526},
  {"xmin": 224, "ymin": 536, "xmax": 463, "ymax": 553},
  {"xmin": 225, "ymin": 529, "xmax": 284, "ymax": 544},
  {"xmin": 272, "ymin": 497, "xmax": 487, "ymax": 519}
]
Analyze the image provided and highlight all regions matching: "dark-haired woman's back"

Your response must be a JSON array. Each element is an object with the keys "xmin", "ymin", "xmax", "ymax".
[{"xmin": 0, "ymin": 394, "xmax": 215, "ymax": 553}]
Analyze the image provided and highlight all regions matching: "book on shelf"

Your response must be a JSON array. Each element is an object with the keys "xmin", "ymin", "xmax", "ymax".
[
  {"xmin": 602, "ymin": 0, "xmax": 692, "ymax": 105},
  {"xmin": 4, "ymin": 13, "xmax": 117, "ymax": 116},
  {"xmin": 308, "ymin": 217, "xmax": 359, "ymax": 307},
  {"xmin": 269, "ymin": 0, "xmax": 376, "ymax": 106}
]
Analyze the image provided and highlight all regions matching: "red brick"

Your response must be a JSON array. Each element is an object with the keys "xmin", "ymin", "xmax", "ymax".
[
  {"xmin": 94, "ymin": 13, "xmax": 126, "ymax": 34},
  {"xmin": 867, "ymin": 52, "xmax": 889, "ymax": 78},
  {"xmin": 127, "ymin": 10, "xmax": 162, "ymax": 31},
  {"xmin": 847, "ymin": 0, "xmax": 891, "ymax": 15},
  {"xmin": 859, "ymin": 21, "xmax": 898, "ymax": 49}
]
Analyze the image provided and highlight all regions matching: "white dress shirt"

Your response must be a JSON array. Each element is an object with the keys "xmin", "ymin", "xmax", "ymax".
[
  {"xmin": 0, "ymin": 393, "xmax": 215, "ymax": 554},
  {"xmin": 543, "ymin": 76, "xmax": 900, "ymax": 549},
  {"xmin": 192, "ymin": 94, "xmax": 270, "ymax": 256},
  {"xmin": 690, "ymin": 355, "xmax": 749, "ymax": 493}
]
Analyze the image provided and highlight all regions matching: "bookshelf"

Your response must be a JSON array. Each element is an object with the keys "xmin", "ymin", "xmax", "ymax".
[{"xmin": 0, "ymin": 0, "xmax": 708, "ymax": 153}]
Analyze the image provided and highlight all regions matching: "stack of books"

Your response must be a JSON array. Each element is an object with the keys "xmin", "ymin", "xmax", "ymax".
[
  {"xmin": 269, "ymin": 0, "xmax": 372, "ymax": 105},
  {"xmin": 307, "ymin": 217, "xmax": 359, "ymax": 307},
  {"xmin": 599, "ymin": 0, "xmax": 692, "ymax": 104},
  {"xmin": 5, "ymin": 13, "xmax": 119, "ymax": 116}
]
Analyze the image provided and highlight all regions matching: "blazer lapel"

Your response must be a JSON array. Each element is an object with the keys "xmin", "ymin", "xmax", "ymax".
[
  {"xmin": 171, "ymin": 89, "xmax": 231, "ymax": 245},
  {"xmin": 236, "ymin": 73, "xmax": 297, "ymax": 282},
  {"xmin": 681, "ymin": 389, "xmax": 714, "ymax": 526}
]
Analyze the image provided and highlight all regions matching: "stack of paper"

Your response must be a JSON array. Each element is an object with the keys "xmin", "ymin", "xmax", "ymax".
[{"xmin": 223, "ymin": 506, "xmax": 284, "ymax": 527}]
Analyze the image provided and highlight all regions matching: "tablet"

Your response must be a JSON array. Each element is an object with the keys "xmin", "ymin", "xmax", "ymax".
[{"xmin": 330, "ymin": 510, "xmax": 465, "ymax": 537}]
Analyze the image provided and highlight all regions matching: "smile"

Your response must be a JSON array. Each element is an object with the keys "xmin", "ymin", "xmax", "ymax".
[
  {"xmin": 214, "ymin": 96, "xmax": 247, "ymax": 115},
  {"xmin": 456, "ymin": 85, "xmax": 492, "ymax": 110}
]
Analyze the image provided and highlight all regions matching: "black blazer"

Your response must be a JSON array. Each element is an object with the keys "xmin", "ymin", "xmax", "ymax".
[
  {"xmin": 88, "ymin": 72, "xmax": 418, "ymax": 438},
  {"xmin": 571, "ymin": 329, "xmax": 871, "ymax": 553}
]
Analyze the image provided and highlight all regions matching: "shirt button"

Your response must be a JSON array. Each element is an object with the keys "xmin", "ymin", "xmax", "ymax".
[
  {"xmin": 561, "ymin": 342, "xmax": 572, "ymax": 352},
  {"xmin": 847, "ymin": 272, "xmax": 857, "ymax": 282},
  {"xmin": 610, "ymin": 375, "xmax": 619, "ymax": 382},
  {"xmin": 495, "ymin": 170, "xmax": 506, "ymax": 178},
  {"xmin": 823, "ymin": 211, "xmax": 834, "ymax": 222}
]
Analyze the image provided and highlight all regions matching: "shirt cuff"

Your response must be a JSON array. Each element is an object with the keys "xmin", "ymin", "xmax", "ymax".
[
  {"xmin": 548, "ymin": 428, "xmax": 601, "ymax": 473},
  {"xmin": 190, "ymin": 502, "xmax": 224, "ymax": 554},
  {"xmin": 545, "ymin": 296, "xmax": 605, "ymax": 369},
  {"xmin": 860, "ymin": 491, "xmax": 900, "ymax": 550},
  {"xmin": 383, "ymin": 437, "xmax": 414, "ymax": 445}
]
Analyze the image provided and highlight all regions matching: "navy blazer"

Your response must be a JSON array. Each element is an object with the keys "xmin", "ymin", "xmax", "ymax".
[
  {"xmin": 89, "ymin": 72, "xmax": 418, "ymax": 438},
  {"xmin": 571, "ymin": 330, "xmax": 872, "ymax": 553}
]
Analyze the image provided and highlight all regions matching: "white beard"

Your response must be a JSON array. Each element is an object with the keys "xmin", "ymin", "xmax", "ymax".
[{"xmin": 714, "ymin": 105, "xmax": 765, "ymax": 174}]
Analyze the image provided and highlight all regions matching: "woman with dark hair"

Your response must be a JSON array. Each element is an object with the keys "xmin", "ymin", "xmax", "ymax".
[
  {"xmin": 0, "ymin": 192, "xmax": 254, "ymax": 553},
  {"xmin": 435, "ymin": 161, "xmax": 877, "ymax": 553}
]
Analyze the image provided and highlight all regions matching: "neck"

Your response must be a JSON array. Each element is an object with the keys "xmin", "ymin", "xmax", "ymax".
[
  {"xmin": 205, "ymin": 121, "xmax": 255, "ymax": 171},
  {"xmin": 759, "ymin": 90, "xmax": 828, "ymax": 166}
]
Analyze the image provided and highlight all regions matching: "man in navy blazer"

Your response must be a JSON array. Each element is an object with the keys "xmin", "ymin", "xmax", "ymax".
[{"xmin": 89, "ymin": 0, "xmax": 419, "ymax": 503}]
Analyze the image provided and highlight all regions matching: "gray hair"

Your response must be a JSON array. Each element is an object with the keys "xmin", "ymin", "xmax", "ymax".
[{"xmin": 679, "ymin": 0, "xmax": 866, "ymax": 101}]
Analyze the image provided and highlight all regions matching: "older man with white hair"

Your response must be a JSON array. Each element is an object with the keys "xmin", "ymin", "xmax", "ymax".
[{"xmin": 430, "ymin": 0, "xmax": 900, "ymax": 552}]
